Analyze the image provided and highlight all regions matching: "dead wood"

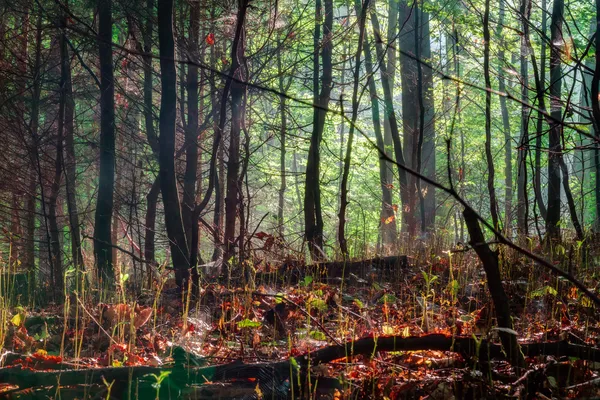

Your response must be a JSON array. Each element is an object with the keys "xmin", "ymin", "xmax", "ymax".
[{"xmin": 2, "ymin": 334, "xmax": 600, "ymax": 394}]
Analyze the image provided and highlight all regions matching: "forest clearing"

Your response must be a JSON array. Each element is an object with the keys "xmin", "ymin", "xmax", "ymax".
[{"xmin": 0, "ymin": 0, "xmax": 600, "ymax": 398}]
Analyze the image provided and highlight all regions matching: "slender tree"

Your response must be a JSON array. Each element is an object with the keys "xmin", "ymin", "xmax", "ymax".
[
  {"xmin": 304, "ymin": 0, "xmax": 333, "ymax": 260},
  {"xmin": 94, "ymin": 0, "xmax": 116, "ymax": 283},
  {"xmin": 157, "ymin": 0, "xmax": 190, "ymax": 288}
]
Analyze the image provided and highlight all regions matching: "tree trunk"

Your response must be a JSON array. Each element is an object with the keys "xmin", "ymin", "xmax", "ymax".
[
  {"xmin": 591, "ymin": 0, "xmax": 600, "ymax": 230},
  {"xmin": 483, "ymin": 0, "xmax": 500, "ymax": 231},
  {"xmin": 157, "ymin": 0, "xmax": 190, "ymax": 288},
  {"xmin": 420, "ymin": 8, "xmax": 436, "ymax": 232},
  {"xmin": 224, "ymin": 0, "xmax": 249, "ymax": 262},
  {"xmin": 399, "ymin": 1, "xmax": 419, "ymax": 235},
  {"xmin": 305, "ymin": 0, "xmax": 332, "ymax": 260},
  {"xmin": 496, "ymin": 0, "xmax": 512, "ymax": 235},
  {"xmin": 516, "ymin": 0, "xmax": 530, "ymax": 235},
  {"xmin": 277, "ymin": 39, "xmax": 287, "ymax": 240},
  {"xmin": 534, "ymin": 0, "xmax": 548, "ymax": 222},
  {"xmin": 61, "ymin": 11, "xmax": 84, "ymax": 271},
  {"xmin": 546, "ymin": 0, "xmax": 564, "ymax": 241},
  {"xmin": 183, "ymin": 0, "xmax": 200, "ymax": 256},
  {"xmin": 94, "ymin": 0, "xmax": 116, "ymax": 284},
  {"xmin": 463, "ymin": 208, "xmax": 525, "ymax": 369},
  {"xmin": 372, "ymin": 4, "xmax": 409, "ymax": 237},
  {"xmin": 339, "ymin": 0, "xmax": 369, "ymax": 256},
  {"xmin": 363, "ymin": 17, "xmax": 397, "ymax": 252}
]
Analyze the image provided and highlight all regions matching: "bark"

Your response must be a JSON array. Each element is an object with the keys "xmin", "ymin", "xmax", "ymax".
[
  {"xmin": 157, "ymin": 0, "xmax": 190, "ymax": 288},
  {"xmin": 27, "ymin": 14, "xmax": 44, "ymax": 300},
  {"xmin": 304, "ymin": 0, "xmax": 333, "ymax": 260},
  {"xmin": 363, "ymin": 18, "xmax": 397, "ymax": 251},
  {"xmin": 224, "ymin": 0, "xmax": 249, "ymax": 261},
  {"xmin": 18, "ymin": 11, "xmax": 36, "ymax": 294},
  {"xmin": 371, "ymin": 5, "xmax": 409, "ymax": 236},
  {"xmin": 183, "ymin": 0, "xmax": 200, "ymax": 255},
  {"xmin": 61, "ymin": 12, "xmax": 84, "ymax": 271},
  {"xmin": 592, "ymin": 0, "xmax": 600, "ymax": 230},
  {"xmin": 399, "ymin": 1, "xmax": 418, "ymax": 235},
  {"xmin": 94, "ymin": 0, "xmax": 116, "ymax": 283},
  {"xmin": 144, "ymin": 177, "xmax": 160, "ymax": 275},
  {"xmin": 546, "ymin": 0, "xmax": 564, "ymax": 241},
  {"xmin": 534, "ymin": 0, "xmax": 548, "ymax": 221},
  {"xmin": 496, "ymin": 0, "xmax": 512, "ymax": 234},
  {"xmin": 483, "ymin": 0, "xmax": 500, "ymax": 232},
  {"xmin": 420, "ymin": 9, "xmax": 436, "ymax": 232},
  {"xmin": 517, "ymin": 0, "xmax": 531, "ymax": 236},
  {"xmin": 463, "ymin": 208, "xmax": 525, "ymax": 369},
  {"xmin": 141, "ymin": 0, "xmax": 159, "ymax": 283},
  {"xmin": 277, "ymin": 39, "xmax": 286, "ymax": 240},
  {"xmin": 339, "ymin": 0, "xmax": 369, "ymax": 256}
]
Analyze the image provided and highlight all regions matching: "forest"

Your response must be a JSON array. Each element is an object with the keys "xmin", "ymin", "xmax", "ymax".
[{"xmin": 0, "ymin": 0, "xmax": 599, "ymax": 398}]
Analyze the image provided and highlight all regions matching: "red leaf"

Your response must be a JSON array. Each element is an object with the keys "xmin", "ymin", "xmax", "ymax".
[{"xmin": 206, "ymin": 33, "xmax": 215, "ymax": 46}]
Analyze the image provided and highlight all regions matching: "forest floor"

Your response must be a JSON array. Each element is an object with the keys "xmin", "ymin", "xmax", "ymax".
[{"xmin": 0, "ymin": 244, "xmax": 600, "ymax": 399}]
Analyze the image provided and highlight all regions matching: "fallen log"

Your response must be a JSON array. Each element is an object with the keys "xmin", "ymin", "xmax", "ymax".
[
  {"xmin": 2, "ymin": 334, "xmax": 599, "ymax": 394},
  {"xmin": 272, "ymin": 255, "xmax": 409, "ymax": 284}
]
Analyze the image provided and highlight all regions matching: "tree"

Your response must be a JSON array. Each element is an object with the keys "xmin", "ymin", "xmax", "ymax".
[
  {"xmin": 94, "ymin": 0, "xmax": 116, "ymax": 284},
  {"xmin": 157, "ymin": 0, "xmax": 190, "ymax": 288},
  {"xmin": 339, "ymin": 0, "xmax": 370, "ymax": 256},
  {"xmin": 546, "ymin": 0, "xmax": 563, "ymax": 240},
  {"xmin": 304, "ymin": 0, "xmax": 333, "ymax": 260}
]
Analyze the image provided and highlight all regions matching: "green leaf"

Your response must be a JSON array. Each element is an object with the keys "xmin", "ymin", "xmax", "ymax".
[
  {"xmin": 378, "ymin": 294, "xmax": 397, "ymax": 304},
  {"xmin": 237, "ymin": 319, "xmax": 262, "ymax": 329},
  {"xmin": 309, "ymin": 330, "xmax": 326, "ymax": 340},
  {"xmin": 308, "ymin": 298, "xmax": 328, "ymax": 312},
  {"xmin": 301, "ymin": 276, "xmax": 313, "ymax": 287}
]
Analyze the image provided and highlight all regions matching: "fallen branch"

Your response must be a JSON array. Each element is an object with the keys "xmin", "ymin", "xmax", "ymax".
[{"xmin": 2, "ymin": 334, "xmax": 600, "ymax": 392}]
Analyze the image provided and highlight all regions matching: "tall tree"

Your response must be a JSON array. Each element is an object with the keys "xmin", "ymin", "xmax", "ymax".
[
  {"xmin": 339, "ymin": 0, "xmax": 369, "ymax": 256},
  {"xmin": 591, "ymin": 0, "xmax": 600, "ymax": 230},
  {"xmin": 182, "ymin": 0, "xmax": 200, "ymax": 255},
  {"xmin": 224, "ymin": 0, "xmax": 249, "ymax": 261},
  {"xmin": 363, "ymin": 17, "xmax": 397, "ymax": 252},
  {"xmin": 516, "ymin": 0, "xmax": 530, "ymax": 235},
  {"xmin": 94, "ymin": 0, "xmax": 116, "ymax": 283},
  {"xmin": 546, "ymin": 0, "xmax": 564, "ymax": 240},
  {"xmin": 483, "ymin": 0, "xmax": 500, "ymax": 231},
  {"xmin": 496, "ymin": 0, "xmax": 512, "ymax": 234},
  {"xmin": 304, "ymin": 0, "xmax": 333, "ymax": 260},
  {"xmin": 157, "ymin": 0, "xmax": 190, "ymax": 288}
]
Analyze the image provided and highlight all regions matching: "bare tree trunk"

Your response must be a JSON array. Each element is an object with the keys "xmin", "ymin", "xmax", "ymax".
[
  {"xmin": 157, "ymin": 0, "xmax": 190, "ymax": 288},
  {"xmin": 463, "ymin": 207, "xmax": 525, "ymax": 369},
  {"xmin": 183, "ymin": 0, "xmax": 200, "ymax": 255},
  {"xmin": 399, "ymin": 1, "xmax": 418, "ymax": 235},
  {"xmin": 363, "ymin": 18, "xmax": 397, "ymax": 252},
  {"xmin": 483, "ymin": 0, "xmax": 500, "ymax": 231},
  {"xmin": 61, "ymin": 9, "xmax": 84, "ymax": 271},
  {"xmin": 534, "ymin": 0, "xmax": 548, "ymax": 221},
  {"xmin": 94, "ymin": 0, "xmax": 116, "ymax": 284},
  {"xmin": 420, "ymin": 8, "xmax": 436, "ymax": 232},
  {"xmin": 372, "ymin": 4, "xmax": 409, "ymax": 236},
  {"xmin": 516, "ymin": 0, "xmax": 530, "ymax": 235},
  {"xmin": 546, "ymin": 0, "xmax": 564, "ymax": 241},
  {"xmin": 591, "ymin": 0, "xmax": 600, "ymax": 230},
  {"xmin": 305, "ymin": 0, "xmax": 333, "ymax": 260},
  {"xmin": 277, "ymin": 39, "xmax": 287, "ymax": 240},
  {"xmin": 496, "ymin": 0, "xmax": 512, "ymax": 235},
  {"xmin": 339, "ymin": 0, "xmax": 370, "ymax": 256},
  {"xmin": 141, "ymin": 0, "xmax": 159, "ymax": 284},
  {"xmin": 224, "ymin": 0, "xmax": 249, "ymax": 262}
]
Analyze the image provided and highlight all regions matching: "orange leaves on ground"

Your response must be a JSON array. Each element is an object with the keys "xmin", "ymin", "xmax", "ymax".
[{"xmin": 101, "ymin": 303, "xmax": 153, "ymax": 329}]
